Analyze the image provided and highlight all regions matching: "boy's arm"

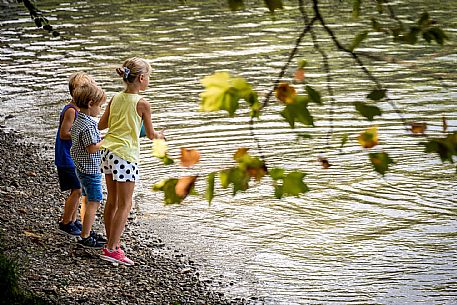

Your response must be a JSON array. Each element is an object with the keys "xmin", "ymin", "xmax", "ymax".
[
  {"xmin": 85, "ymin": 140, "xmax": 104, "ymax": 154},
  {"xmin": 81, "ymin": 126, "xmax": 103, "ymax": 154},
  {"xmin": 59, "ymin": 107, "xmax": 77, "ymax": 140},
  {"xmin": 98, "ymin": 98, "xmax": 112, "ymax": 130}
]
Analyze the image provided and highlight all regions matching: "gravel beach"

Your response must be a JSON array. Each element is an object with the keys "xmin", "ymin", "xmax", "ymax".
[{"xmin": 0, "ymin": 127, "xmax": 251, "ymax": 305}]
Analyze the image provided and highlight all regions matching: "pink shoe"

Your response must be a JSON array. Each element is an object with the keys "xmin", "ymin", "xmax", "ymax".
[{"xmin": 101, "ymin": 247, "xmax": 134, "ymax": 266}]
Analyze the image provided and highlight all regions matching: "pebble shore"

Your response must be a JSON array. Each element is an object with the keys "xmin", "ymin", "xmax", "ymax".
[{"xmin": 0, "ymin": 127, "xmax": 252, "ymax": 305}]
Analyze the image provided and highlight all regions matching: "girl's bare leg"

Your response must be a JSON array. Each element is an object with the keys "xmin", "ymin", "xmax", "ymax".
[
  {"xmin": 106, "ymin": 181, "xmax": 135, "ymax": 250},
  {"xmin": 104, "ymin": 174, "xmax": 118, "ymax": 242}
]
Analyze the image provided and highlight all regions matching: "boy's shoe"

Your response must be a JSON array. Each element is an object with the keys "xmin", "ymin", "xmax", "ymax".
[
  {"xmin": 78, "ymin": 236, "xmax": 104, "ymax": 249},
  {"xmin": 101, "ymin": 247, "xmax": 134, "ymax": 266},
  {"xmin": 58, "ymin": 222, "xmax": 81, "ymax": 237},
  {"xmin": 74, "ymin": 219, "xmax": 82, "ymax": 231},
  {"xmin": 90, "ymin": 231, "xmax": 107, "ymax": 244}
]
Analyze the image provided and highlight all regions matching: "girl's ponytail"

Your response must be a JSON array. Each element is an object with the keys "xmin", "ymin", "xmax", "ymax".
[{"xmin": 117, "ymin": 57, "xmax": 151, "ymax": 83}]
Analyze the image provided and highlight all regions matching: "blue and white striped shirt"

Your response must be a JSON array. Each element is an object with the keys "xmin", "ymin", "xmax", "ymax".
[{"xmin": 70, "ymin": 112, "xmax": 101, "ymax": 175}]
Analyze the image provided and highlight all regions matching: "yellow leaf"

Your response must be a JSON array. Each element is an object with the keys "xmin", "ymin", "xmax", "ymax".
[
  {"xmin": 152, "ymin": 139, "xmax": 168, "ymax": 158},
  {"xmin": 358, "ymin": 126, "xmax": 379, "ymax": 148}
]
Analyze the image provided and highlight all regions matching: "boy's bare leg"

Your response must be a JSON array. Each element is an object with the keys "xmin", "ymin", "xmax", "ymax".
[
  {"xmin": 81, "ymin": 201, "xmax": 100, "ymax": 238},
  {"xmin": 80, "ymin": 195, "xmax": 87, "ymax": 224},
  {"xmin": 62, "ymin": 188, "xmax": 81, "ymax": 224}
]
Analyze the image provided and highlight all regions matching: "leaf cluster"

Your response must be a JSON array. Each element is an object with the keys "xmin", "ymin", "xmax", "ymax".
[{"xmin": 17, "ymin": 0, "xmax": 59, "ymax": 37}]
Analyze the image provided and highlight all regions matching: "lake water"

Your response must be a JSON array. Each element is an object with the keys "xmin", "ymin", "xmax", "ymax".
[{"xmin": 1, "ymin": 0, "xmax": 457, "ymax": 304}]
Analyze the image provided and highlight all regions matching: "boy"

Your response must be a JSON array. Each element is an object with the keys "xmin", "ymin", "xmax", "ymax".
[
  {"xmin": 55, "ymin": 72, "xmax": 95, "ymax": 236},
  {"xmin": 70, "ymin": 83, "xmax": 106, "ymax": 248}
]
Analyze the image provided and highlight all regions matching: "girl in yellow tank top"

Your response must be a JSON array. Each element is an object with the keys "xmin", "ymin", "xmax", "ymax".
[{"xmin": 98, "ymin": 57, "xmax": 165, "ymax": 265}]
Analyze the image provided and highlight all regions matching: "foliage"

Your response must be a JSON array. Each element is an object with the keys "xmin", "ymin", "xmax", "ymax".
[
  {"xmin": 0, "ymin": 238, "xmax": 52, "ymax": 305},
  {"xmin": 16, "ymin": 0, "xmax": 59, "ymax": 37},
  {"xmin": 149, "ymin": 0, "xmax": 453, "ymax": 204}
]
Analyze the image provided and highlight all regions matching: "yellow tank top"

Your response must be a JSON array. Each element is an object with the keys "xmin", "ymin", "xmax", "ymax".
[{"xmin": 102, "ymin": 92, "xmax": 142, "ymax": 163}]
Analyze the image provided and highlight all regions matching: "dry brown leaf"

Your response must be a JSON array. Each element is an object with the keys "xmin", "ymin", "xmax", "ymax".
[
  {"xmin": 175, "ymin": 176, "xmax": 198, "ymax": 198},
  {"xmin": 410, "ymin": 122, "xmax": 427, "ymax": 134},
  {"xmin": 180, "ymin": 148, "xmax": 200, "ymax": 167},
  {"xmin": 234, "ymin": 147, "xmax": 249, "ymax": 161}
]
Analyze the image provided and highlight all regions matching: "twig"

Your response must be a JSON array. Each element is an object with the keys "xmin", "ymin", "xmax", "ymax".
[
  {"xmin": 299, "ymin": 0, "xmax": 336, "ymax": 148},
  {"xmin": 311, "ymin": 0, "xmax": 407, "ymax": 128}
]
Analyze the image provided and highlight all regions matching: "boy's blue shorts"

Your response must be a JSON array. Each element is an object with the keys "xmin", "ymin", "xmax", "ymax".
[
  {"xmin": 76, "ymin": 170, "xmax": 103, "ymax": 203},
  {"xmin": 57, "ymin": 167, "xmax": 81, "ymax": 191}
]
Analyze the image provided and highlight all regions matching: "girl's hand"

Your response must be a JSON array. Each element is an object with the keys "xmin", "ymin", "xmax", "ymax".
[{"xmin": 155, "ymin": 128, "xmax": 166, "ymax": 140}]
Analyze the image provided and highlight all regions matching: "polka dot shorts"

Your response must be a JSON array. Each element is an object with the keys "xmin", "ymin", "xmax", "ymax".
[{"xmin": 100, "ymin": 149, "xmax": 139, "ymax": 182}]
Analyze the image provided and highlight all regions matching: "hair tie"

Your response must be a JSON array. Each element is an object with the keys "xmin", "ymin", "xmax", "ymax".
[{"xmin": 123, "ymin": 67, "xmax": 130, "ymax": 80}]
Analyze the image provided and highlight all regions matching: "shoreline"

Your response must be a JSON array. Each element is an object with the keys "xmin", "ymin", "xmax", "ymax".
[{"xmin": 0, "ymin": 127, "xmax": 251, "ymax": 305}]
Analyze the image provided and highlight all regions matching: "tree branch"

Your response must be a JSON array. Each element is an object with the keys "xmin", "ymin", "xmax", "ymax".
[{"xmin": 311, "ymin": 0, "xmax": 407, "ymax": 127}]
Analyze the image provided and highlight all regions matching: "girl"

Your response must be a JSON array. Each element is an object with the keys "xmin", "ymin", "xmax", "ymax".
[{"xmin": 98, "ymin": 57, "xmax": 164, "ymax": 265}]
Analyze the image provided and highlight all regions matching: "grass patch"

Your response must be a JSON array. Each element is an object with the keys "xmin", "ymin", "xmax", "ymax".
[{"xmin": 0, "ymin": 237, "xmax": 52, "ymax": 305}]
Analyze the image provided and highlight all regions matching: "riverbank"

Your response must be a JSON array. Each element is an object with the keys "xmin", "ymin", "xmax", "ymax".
[{"xmin": 0, "ymin": 127, "xmax": 251, "ymax": 305}]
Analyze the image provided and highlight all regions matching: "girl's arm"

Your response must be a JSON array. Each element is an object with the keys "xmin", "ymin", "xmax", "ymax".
[
  {"xmin": 59, "ymin": 107, "xmax": 77, "ymax": 140},
  {"xmin": 137, "ymin": 98, "xmax": 163, "ymax": 140},
  {"xmin": 98, "ymin": 97, "xmax": 112, "ymax": 130}
]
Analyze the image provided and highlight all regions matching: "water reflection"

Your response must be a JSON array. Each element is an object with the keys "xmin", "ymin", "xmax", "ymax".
[{"xmin": 1, "ymin": 0, "xmax": 457, "ymax": 304}]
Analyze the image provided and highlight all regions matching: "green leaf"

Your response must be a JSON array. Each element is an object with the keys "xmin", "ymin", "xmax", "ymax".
[
  {"xmin": 205, "ymin": 172, "xmax": 215, "ymax": 204},
  {"xmin": 422, "ymin": 132, "xmax": 457, "ymax": 163},
  {"xmin": 162, "ymin": 155, "xmax": 175, "ymax": 165},
  {"xmin": 200, "ymin": 72, "xmax": 255, "ymax": 117},
  {"xmin": 274, "ymin": 184, "xmax": 284, "ymax": 199},
  {"xmin": 418, "ymin": 12, "xmax": 430, "ymax": 28},
  {"xmin": 152, "ymin": 179, "xmax": 183, "ymax": 205},
  {"xmin": 282, "ymin": 172, "xmax": 309, "ymax": 197},
  {"xmin": 371, "ymin": 18, "xmax": 383, "ymax": 32},
  {"xmin": 263, "ymin": 0, "xmax": 283, "ymax": 13},
  {"xmin": 305, "ymin": 86, "xmax": 322, "ymax": 105},
  {"xmin": 269, "ymin": 168, "xmax": 285, "ymax": 180},
  {"xmin": 280, "ymin": 96, "xmax": 313, "ymax": 128},
  {"xmin": 246, "ymin": 91, "xmax": 261, "ymax": 118},
  {"xmin": 219, "ymin": 167, "xmax": 250, "ymax": 195},
  {"xmin": 298, "ymin": 59, "xmax": 307, "ymax": 69},
  {"xmin": 367, "ymin": 89, "xmax": 386, "ymax": 101},
  {"xmin": 341, "ymin": 133, "xmax": 349, "ymax": 149},
  {"xmin": 404, "ymin": 26, "xmax": 420, "ymax": 44},
  {"xmin": 352, "ymin": 0, "xmax": 361, "ymax": 19},
  {"xmin": 227, "ymin": 0, "xmax": 244, "ymax": 11},
  {"xmin": 425, "ymin": 27, "xmax": 448, "ymax": 45},
  {"xmin": 349, "ymin": 31, "xmax": 369, "ymax": 51},
  {"xmin": 369, "ymin": 152, "xmax": 395, "ymax": 175},
  {"xmin": 354, "ymin": 102, "xmax": 382, "ymax": 121}
]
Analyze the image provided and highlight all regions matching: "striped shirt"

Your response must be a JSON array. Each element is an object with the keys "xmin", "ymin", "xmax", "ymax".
[{"xmin": 70, "ymin": 112, "xmax": 101, "ymax": 174}]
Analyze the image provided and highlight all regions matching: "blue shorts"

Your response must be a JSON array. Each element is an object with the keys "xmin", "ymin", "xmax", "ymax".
[
  {"xmin": 76, "ymin": 170, "xmax": 103, "ymax": 203},
  {"xmin": 57, "ymin": 167, "xmax": 81, "ymax": 191}
]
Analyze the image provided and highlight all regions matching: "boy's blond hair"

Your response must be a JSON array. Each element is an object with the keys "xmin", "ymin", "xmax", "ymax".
[
  {"xmin": 68, "ymin": 72, "xmax": 96, "ymax": 97},
  {"xmin": 72, "ymin": 83, "xmax": 106, "ymax": 109}
]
